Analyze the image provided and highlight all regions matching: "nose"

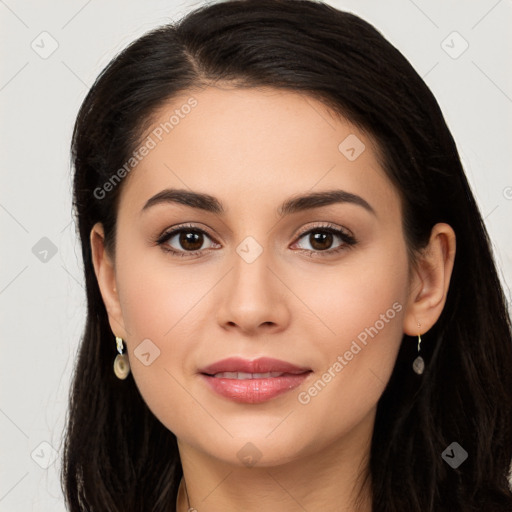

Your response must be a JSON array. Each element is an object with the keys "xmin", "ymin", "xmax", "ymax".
[{"xmin": 215, "ymin": 243, "xmax": 291, "ymax": 336}]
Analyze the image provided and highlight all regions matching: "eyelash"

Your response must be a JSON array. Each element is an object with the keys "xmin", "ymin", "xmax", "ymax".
[{"xmin": 155, "ymin": 222, "xmax": 358, "ymax": 258}]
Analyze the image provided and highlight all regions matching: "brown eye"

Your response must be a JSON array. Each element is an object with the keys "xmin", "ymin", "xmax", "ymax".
[
  {"xmin": 177, "ymin": 231, "xmax": 204, "ymax": 251},
  {"xmin": 308, "ymin": 231, "xmax": 334, "ymax": 251},
  {"xmin": 156, "ymin": 225, "xmax": 219, "ymax": 256},
  {"xmin": 292, "ymin": 224, "xmax": 357, "ymax": 257}
]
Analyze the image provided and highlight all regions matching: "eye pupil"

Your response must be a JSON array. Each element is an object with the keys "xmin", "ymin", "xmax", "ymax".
[
  {"xmin": 310, "ymin": 232, "xmax": 333, "ymax": 250},
  {"xmin": 180, "ymin": 231, "xmax": 203, "ymax": 251}
]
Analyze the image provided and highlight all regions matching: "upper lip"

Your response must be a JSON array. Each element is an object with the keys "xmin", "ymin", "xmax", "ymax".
[{"xmin": 200, "ymin": 357, "xmax": 312, "ymax": 375}]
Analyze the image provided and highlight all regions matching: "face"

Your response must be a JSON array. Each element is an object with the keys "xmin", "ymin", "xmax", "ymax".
[{"xmin": 99, "ymin": 85, "xmax": 414, "ymax": 467}]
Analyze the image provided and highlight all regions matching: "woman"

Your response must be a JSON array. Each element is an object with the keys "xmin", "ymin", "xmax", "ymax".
[{"xmin": 61, "ymin": 0, "xmax": 512, "ymax": 510}]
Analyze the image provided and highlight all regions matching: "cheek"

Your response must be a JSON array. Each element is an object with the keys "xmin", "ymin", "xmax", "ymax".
[
  {"xmin": 293, "ymin": 241, "xmax": 408, "ymax": 350},
  {"xmin": 115, "ymin": 237, "xmax": 213, "ymax": 340},
  {"xmin": 114, "ymin": 254, "xmax": 217, "ymax": 431},
  {"xmin": 291, "ymin": 247, "xmax": 409, "ymax": 438}
]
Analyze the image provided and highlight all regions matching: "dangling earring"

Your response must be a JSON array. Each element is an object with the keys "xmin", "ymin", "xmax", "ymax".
[
  {"xmin": 412, "ymin": 324, "xmax": 425, "ymax": 375},
  {"xmin": 114, "ymin": 336, "xmax": 130, "ymax": 379}
]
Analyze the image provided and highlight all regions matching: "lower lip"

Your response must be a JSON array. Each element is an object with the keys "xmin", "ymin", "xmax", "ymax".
[{"xmin": 200, "ymin": 373, "xmax": 311, "ymax": 403}]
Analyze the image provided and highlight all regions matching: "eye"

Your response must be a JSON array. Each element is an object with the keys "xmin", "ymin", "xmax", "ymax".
[
  {"xmin": 155, "ymin": 222, "xmax": 357, "ymax": 258},
  {"xmin": 292, "ymin": 223, "xmax": 357, "ymax": 256},
  {"xmin": 156, "ymin": 224, "xmax": 219, "ymax": 257}
]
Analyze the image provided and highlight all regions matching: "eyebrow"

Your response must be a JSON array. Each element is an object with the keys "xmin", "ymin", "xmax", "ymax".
[{"xmin": 140, "ymin": 188, "xmax": 376, "ymax": 217}]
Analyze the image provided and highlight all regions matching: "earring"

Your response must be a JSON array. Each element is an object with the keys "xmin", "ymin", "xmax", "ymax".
[
  {"xmin": 412, "ymin": 324, "xmax": 425, "ymax": 375},
  {"xmin": 114, "ymin": 336, "xmax": 130, "ymax": 379}
]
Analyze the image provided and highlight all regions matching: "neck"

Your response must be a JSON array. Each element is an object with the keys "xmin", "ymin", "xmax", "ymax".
[{"xmin": 176, "ymin": 410, "xmax": 374, "ymax": 512}]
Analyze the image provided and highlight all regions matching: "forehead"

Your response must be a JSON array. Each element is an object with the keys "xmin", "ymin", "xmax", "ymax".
[{"xmin": 116, "ymin": 86, "xmax": 400, "ymax": 219}]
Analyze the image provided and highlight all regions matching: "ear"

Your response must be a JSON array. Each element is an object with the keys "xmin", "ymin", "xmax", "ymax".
[
  {"xmin": 403, "ymin": 223, "xmax": 456, "ymax": 336},
  {"xmin": 90, "ymin": 222, "xmax": 128, "ymax": 339}
]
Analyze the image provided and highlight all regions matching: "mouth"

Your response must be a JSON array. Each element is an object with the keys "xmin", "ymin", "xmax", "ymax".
[
  {"xmin": 199, "ymin": 357, "xmax": 312, "ymax": 403},
  {"xmin": 206, "ymin": 371, "xmax": 297, "ymax": 379},
  {"xmin": 199, "ymin": 356, "xmax": 311, "ymax": 375}
]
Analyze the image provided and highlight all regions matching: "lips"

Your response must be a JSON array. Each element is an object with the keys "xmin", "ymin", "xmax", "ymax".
[
  {"xmin": 199, "ymin": 357, "xmax": 312, "ymax": 404},
  {"xmin": 199, "ymin": 356, "xmax": 311, "ymax": 376},
  {"xmin": 211, "ymin": 371, "xmax": 286, "ymax": 379}
]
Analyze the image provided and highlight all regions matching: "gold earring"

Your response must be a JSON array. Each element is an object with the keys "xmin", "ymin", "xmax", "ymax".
[
  {"xmin": 412, "ymin": 324, "xmax": 425, "ymax": 375},
  {"xmin": 114, "ymin": 336, "xmax": 130, "ymax": 379}
]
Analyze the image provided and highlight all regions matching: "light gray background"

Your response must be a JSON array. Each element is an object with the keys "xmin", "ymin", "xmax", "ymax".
[{"xmin": 1, "ymin": 0, "xmax": 511, "ymax": 510}]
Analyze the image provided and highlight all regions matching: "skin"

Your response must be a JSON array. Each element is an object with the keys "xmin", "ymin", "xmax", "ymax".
[{"xmin": 90, "ymin": 85, "xmax": 456, "ymax": 511}]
